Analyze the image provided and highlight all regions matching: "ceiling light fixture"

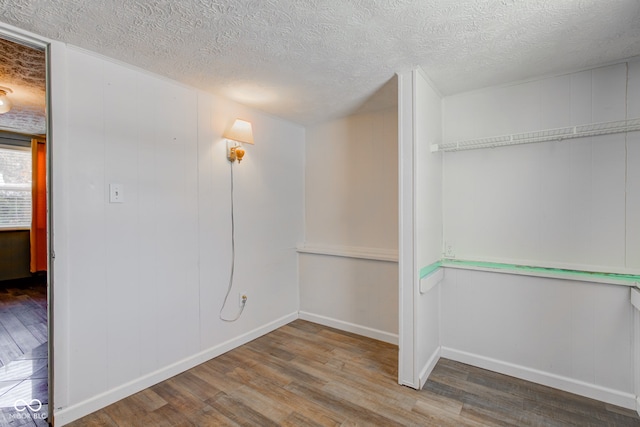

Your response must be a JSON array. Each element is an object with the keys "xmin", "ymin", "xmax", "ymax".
[
  {"xmin": 224, "ymin": 119, "xmax": 254, "ymax": 163},
  {"xmin": 0, "ymin": 86, "xmax": 13, "ymax": 114}
]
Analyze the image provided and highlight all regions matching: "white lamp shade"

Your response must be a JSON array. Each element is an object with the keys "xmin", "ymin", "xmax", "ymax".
[{"xmin": 223, "ymin": 119, "xmax": 254, "ymax": 144}]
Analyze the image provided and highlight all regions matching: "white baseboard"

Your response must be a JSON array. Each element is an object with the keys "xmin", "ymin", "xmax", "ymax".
[
  {"xmin": 54, "ymin": 312, "xmax": 298, "ymax": 426},
  {"xmin": 441, "ymin": 347, "xmax": 637, "ymax": 410},
  {"xmin": 418, "ymin": 347, "xmax": 441, "ymax": 389},
  {"xmin": 298, "ymin": 311, "xmax": 398, "ymax": 345}
]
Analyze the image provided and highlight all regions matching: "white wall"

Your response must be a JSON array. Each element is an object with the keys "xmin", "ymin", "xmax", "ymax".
[
  {"xmin": 304, "ymin": 110, "xmax": 398, "ymax": 249},
  {"xmin": 51, "ymin": 45, "xmax": 304, "ymax": 425},
  {"xmin": 439, "ymin": 60, "xmax": 640, "ymax": 409},
  {"xmin": 414, "ymin": 71, "xmax": 443, "ymax": 387},
  {"xmin": 441, "ymin": 269, "xmax": 635, "ymax": 408},
  {"xmin": 299, "ymin": 107, "xmax": 398, "ymax": 344},
  {"xmin": 442, "ymin": 61, "xmax": 639, "ymax": 274},
  {"xmin": 397, "ymin": 69, "xmax": 443, "ymax": 388},
  {"xmin": 627, "ymin": 59, "xmax": 640, "ymax": 271}
]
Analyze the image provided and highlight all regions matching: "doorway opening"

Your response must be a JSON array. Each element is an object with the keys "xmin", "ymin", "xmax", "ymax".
[{"xmin": 0, "ymin": 34, "xmax": 50, "ymax": 425}]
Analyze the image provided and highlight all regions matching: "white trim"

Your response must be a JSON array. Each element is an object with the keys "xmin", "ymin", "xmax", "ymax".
[
  {"xmin": 296, "ymin": 244, "xmax": 398, "ymax": 262},
  {"xmin": 440, "ymin": 347, "xmax": 637, "ymax": 410},
  {"xmin": 418, "ymin": 346, "xmax": 441, "ymax": 389},
  {"xmin": 298, "ymin": 311, "xmax": 398, "ymax": 345},
  {"xmin": 420, "ymin": 268, "xmax": 443, "ymax": 294},
  {"xmin": 53, "ymin": 312, "xmax": 298, "ymax": 426},
  {"xmin": 396, "ymin": 69, "xmax": 416, "ymax": 388},
  {"xmin": 0, "ymin": 21, "xmax": 52, "ymax": 49},
  {"xmin": 0, "ymin": 24, "xmax": 57, "ymax": 425},
  {"xmin": 631, "ymin": 288, "xmax": 640, "ymax": 311},
  {"xmin": 635, "ymin": 303, "xmax": 640, "ymax": 417},
  {"xmin": 49, "ymin": 38, "xmax": 71, "ymax": 422}
]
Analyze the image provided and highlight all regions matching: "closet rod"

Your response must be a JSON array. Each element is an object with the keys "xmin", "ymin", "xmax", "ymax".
[{"xmin": 431, "ymin": 117, "xmax": 640, "ymax": 153}]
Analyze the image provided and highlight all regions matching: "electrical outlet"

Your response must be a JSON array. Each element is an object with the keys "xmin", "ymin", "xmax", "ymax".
[
  {"xmin": 444, "ymin": 244, "xmax": 455, "ymax": 258},
  {"xmin": 239, "ymin": 291, "xmax": 248, "ymax": 308}
]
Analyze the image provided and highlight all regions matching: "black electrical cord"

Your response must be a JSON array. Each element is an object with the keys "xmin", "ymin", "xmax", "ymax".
[{"xmin": 219, "ymin": 160, "xmax": 246, "ymax": 322}]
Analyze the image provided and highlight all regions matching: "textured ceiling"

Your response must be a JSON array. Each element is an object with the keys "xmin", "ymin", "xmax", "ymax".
[
  {"xmin": 0, "ymin": 0, "xmax": 639, "ymax": 125},
  {"xmin": 0, "ymin": 37, "xmax": 45, "ymax": 135}
]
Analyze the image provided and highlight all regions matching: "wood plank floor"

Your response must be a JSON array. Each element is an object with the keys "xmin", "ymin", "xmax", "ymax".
[
  {"xmin": 0, "ymin": 281, "xmax": 49, "ymax": 426},
  {"xmin": 67, "ymin": 320, "xmax": 640, "ymax": 426}
]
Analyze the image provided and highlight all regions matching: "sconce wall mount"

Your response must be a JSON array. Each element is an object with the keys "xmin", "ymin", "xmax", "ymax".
[{"xmin": 227, "ymin": 141, "xmax": 246, "ymax": 163}]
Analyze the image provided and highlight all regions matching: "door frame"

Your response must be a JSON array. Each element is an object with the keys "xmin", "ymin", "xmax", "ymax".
[{"xmin": 0, "ymin": 23, "xmax": 54, "ymax": 425}]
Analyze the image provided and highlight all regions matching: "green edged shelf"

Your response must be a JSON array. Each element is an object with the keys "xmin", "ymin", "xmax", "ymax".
[{"xmin": 420, "ymin": 259, "xmax": 640, "ymax": 287}]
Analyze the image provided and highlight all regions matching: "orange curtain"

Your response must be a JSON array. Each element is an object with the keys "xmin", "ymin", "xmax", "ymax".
[{"xmin": 30, "ymin": 137, "xmax": 47, "ymax": 273}]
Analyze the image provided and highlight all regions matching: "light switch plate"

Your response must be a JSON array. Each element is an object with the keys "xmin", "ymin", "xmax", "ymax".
[{"xmin": 109, "ymin": 183, "xmax": 124, "ymax": 203}]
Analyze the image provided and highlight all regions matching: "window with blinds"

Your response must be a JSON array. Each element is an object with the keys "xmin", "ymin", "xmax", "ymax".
[{"xmin": 0, "ymin": 145, "xmax": 32, "ymax": 229}]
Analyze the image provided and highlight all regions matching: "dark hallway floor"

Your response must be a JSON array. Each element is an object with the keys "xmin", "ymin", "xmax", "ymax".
[{"xmin": 0, "ymin": 281, "xmax": 49, "ymax": 425}]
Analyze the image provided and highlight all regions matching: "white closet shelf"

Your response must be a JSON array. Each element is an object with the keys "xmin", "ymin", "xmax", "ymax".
[{"xmin": 431, "ymin": 117, "xmax": 640, "ymax": 152}]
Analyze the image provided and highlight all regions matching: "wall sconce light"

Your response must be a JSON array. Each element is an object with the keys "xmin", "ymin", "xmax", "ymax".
[
  {"xmin": 223, "ymin": 119, "xmax": 254, "ymax": 163},
  {"xmin": 0, "ymin": 86, "xmax": 13, "ymax": 114}
]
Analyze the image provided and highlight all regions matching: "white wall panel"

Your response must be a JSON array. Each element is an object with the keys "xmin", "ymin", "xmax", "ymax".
[
  {"xmin": 540, "ymin": 75, "xmax": 572, "ymax": 128},
  {"xmin": 438, "ymin": 61, "xmax": 638, "ymax": 409},
  {"xmin": 151, "ymin": 81, "xmax": 200, "ymax": 369},
  {"xmin": 300, "ymin": 106, "xmax": 398, "ymax": 343},
  {"xmin": 570, "ymin": 70, "xmax": 593, "ymax": 124},
  {"xmin": 198, "ymin": 97, "xmax": 304, "ymax": 345},
  {"xmin": 415, "ymin": 72, "xmax": 443, "ymax": 267},
  {"xmin": 442, "ymin": 62, "xmax": 636, "ymax": 273},
  {"xmin": 102, "ymin": 60, "xmax": 144, "ymax": 389},
  {"xmin": 590, "ymin": 133, "xmax": 626, "ymax": 267},
  {"xmin": 570, "ymin": 282, "xmax": 596, "ymax": 383},
  {"xmin": 592, "ymin": 64, "xmax": 627, "ymax": 122},
  {"xmin": 54, "ymin": 45, "xmax": 305, "ymax": 424},
  {"xmin": 627, "ymin": 59, "xmax": 640, "ymax": 269},
  {"xmin": 305, "ymin": 109, "xmax": 398, "ymax": 250},
  {"xmin": 64, "ymin": 49, "xmax": 204, "ymax": 400},
  {"xmin": 414, "ymin": 70, "xmax": 443, "ymax": 386},
  {"xmin": 298, "ymin": 254, "xmax": 398, "ymax": 341},
  {"xmin": 65, "ymin": 48, "xmax": 108, "ymax": 403},
  {"xmin": 565, "ymin": 69, "xmax": 594, "ymax": 265},
  {"xmin": 589, "ymin": 64, "xmax": 627, "ymax": 268},
  {"xmin": 135, "ymin": 71, "xmax": 163, "ymax": 376},
  {"xmin": 230, "ymin": 112, "xmax": 304, "ymax": 326},
  {"xmin": 592, "ymin": 284, "xmax": 634, "ymax": 392},
  {"xmin": 441, "ymin": 269, "xmax": 635, "ymax": 406},
  {"xmin": 567, "ymin": 137, "xmax": 593, "ymax": 264}
]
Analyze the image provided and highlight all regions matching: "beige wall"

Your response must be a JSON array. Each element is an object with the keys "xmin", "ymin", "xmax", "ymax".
[{"xmin": 299, "ymin": 107, "xmax": 399, "ymax": 343}]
